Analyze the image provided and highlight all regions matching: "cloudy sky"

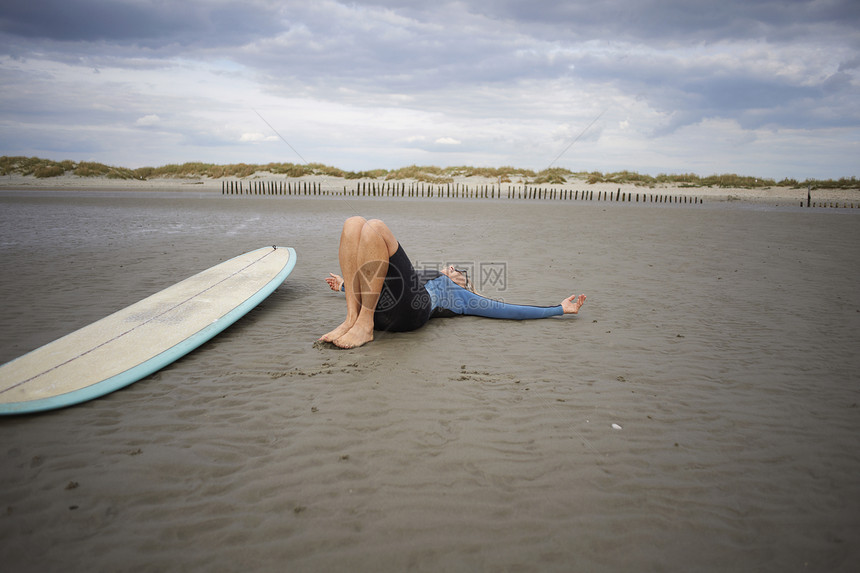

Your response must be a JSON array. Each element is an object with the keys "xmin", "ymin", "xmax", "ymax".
[{"xmin": 1, "ymin": 0, "xmax": 858, "ymax": 179}]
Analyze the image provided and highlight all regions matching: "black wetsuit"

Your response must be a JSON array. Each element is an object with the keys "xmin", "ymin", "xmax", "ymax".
[{"xmin": 372, "ymin": 244, "xmax": 435, "ymax": 332}]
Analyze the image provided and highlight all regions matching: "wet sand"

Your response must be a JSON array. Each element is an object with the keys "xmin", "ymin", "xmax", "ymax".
[{"xmin": 1, "ymin": 189, "xmax": 859, "ymax": 571}]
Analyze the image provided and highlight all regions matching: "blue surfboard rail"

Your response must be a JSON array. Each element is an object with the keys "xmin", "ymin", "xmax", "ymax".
[{"xmin": 0, "ymin": 246, "xmax": 297, "ymax": 415}]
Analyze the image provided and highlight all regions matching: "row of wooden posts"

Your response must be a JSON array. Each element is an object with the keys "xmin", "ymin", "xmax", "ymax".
[
  {"xmin": 804, "ymin": 201, "xmax": 858, "ymax": 208},
  {"xmin": 221, "ymin": 180, "xmax": 703, "ymax": 204},
  {"xmin": 802, "ymin": 188, "xmax": 858, "ymax": 208},
  {"xmin": 219, "ymin": 180, "xmax": 858, "ymax": 208}
]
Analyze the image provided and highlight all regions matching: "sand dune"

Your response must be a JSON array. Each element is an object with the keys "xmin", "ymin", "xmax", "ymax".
[{"xmin": 2, "ymin": 171, "xmax": 858, "ymax": 207}]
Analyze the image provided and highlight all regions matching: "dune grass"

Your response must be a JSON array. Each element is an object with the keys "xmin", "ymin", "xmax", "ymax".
[{"xmin": 1, "ymin": 156, "xmax": 857, "ymax": 190}]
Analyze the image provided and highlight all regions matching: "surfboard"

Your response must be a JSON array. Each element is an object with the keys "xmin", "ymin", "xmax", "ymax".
[{"xmin": 0, "ymin": 246, "xmax": 296, "ymax": 415}]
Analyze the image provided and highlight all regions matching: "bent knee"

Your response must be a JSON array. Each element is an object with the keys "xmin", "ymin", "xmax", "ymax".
[
  {"xmin": 344, "ymin": 215, "xmax": 367, "ymax": 227},
  {"xmin": 365, "ymin": 218, "xmax": 388, "ymax": 230},
  {"xmin": 365, "ymin": 219, "xmax": 394, "ymax": 239},
  {"xmin": 364, "ymin": 219, "xmax": 398, "ymax": 254},
  {"xmin": 342, "ymin": 216, "xmax": 367, "ymax": 234}
]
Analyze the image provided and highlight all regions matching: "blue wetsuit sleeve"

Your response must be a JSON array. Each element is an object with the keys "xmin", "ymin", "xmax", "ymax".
[
  {"xmin": 460, "ymin": 292, "xmax": 563, "ymax": 319},
  {"xmin": 425, "ymin": 276, "xmax": 563, "ymax": 319}
]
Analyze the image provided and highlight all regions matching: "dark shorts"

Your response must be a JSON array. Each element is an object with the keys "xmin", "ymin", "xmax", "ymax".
[{"xmin": 373, "ymin": 244, "xmax": 432, "ymax": 332}]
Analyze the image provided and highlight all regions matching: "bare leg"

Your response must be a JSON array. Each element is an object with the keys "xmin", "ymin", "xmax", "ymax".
[
  {"xmin": 320, "ymin": 217, "xmax": 399, "ymax": 348},
  {"xmin": 319, "ymin": 217, "xmax": 366, "ymax": 342},
  {"xmin": 333, "ymin": 219, "xmax": 398, "ymax": 348}
]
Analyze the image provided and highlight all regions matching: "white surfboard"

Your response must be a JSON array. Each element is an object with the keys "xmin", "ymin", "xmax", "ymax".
[{"xmin": 0, "ymin": 246, "xmax": 296, "ymax": 415}]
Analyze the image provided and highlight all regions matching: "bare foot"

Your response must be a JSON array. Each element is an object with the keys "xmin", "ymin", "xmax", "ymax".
[
  {"xmin": 319, "ymin": 319, "xmax": 355, "ymax": 342},
  {"xmin": 561, "ymin": 294, "xmax": 586, "ymax": 314},
  {"xmin": 333, "ymin": 324, "xmax": 374, "ymax": 349}
]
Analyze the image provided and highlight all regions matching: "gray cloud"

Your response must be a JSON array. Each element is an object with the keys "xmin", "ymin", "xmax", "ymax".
[
  {"xmin": 0, "ymin": 0, "xmax": 284, "ymax": 49},
  {"xmin": 1, "ymin": 0, "xmax": 186, "ymax": 43},
  {"xmin": 0, "ymin": 0, "xmax": 857, "ymax": 177}
]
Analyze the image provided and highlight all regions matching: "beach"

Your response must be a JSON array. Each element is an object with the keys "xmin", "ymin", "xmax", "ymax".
[
  {"xmin": 2, "ymin": 171, "xmax": 860, "ymax": 208},
  {"xmin": 1, "ymin": 185, "xmax": 859, "ymax": 571}
]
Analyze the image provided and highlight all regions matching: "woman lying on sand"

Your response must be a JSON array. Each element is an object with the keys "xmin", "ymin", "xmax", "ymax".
[{"xmin": 319, "ymin": 216, "xmax": 586, "ymax": 348}]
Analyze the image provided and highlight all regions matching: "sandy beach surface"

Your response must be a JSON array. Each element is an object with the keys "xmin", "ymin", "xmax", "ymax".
[{"xmin": 1, "ymin": 186, "xmax": 859, "ymax": 571}]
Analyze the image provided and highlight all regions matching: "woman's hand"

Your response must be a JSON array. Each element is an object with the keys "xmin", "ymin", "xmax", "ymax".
[
  {"xmin": 561, "ymin": 294, "xmax": 586, "ymax": 314},
  {"xmin": 326, "ymin": 273, "xmax": 344, "ymax": 292}
]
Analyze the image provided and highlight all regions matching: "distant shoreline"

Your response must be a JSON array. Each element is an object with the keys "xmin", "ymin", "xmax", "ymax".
[
  {"xmin": 2, "ymin": 155, "xmax": 858, "ymax": 190},
  {"xmin": 2, "ymin": 171, "xmax": 859, "ymax": 208}
]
